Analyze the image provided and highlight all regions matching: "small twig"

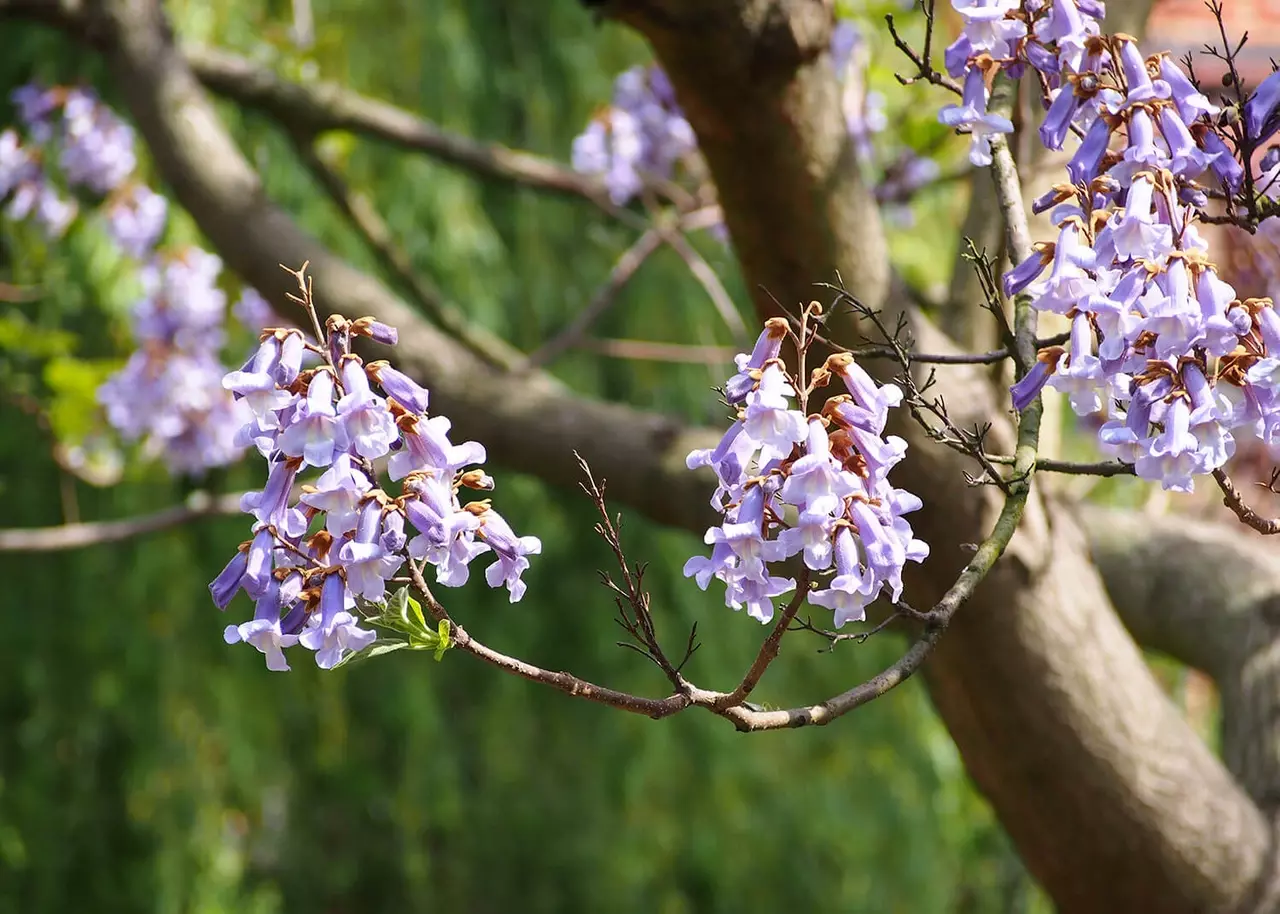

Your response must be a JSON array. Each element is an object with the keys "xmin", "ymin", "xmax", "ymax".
[
  {"xmin": 819, "ymin": 281, "xmax": 1013, "ymax": 493},
  {"xmin": 657, "ymin": 225, "xmax": 748, "ymax": 344},
  {"xmin": 521, "ymin": 229, "xmax": 664, "ymax": 370},
  {"xmin": 1213, "ymin": 467, "xmax": 1280, "ymax": 534},
  {"xmin": 963, "ymin": 240, "xmax": 1018, "ymax": 355},
  {"xmin": 791, "ymin": 606, "xmax": 918, "ymax": 652},
  {"xmin": 290, "ymin": 133, "xmax": 523, "ymax": 370},
  {"xmin": 980, "ymin": 454, "xmax": 1135, "ymax": 478},
  {"xmin": 715, "ymin": 570, "xmax": 812, "ymax": 709},
  {"xmin": 0, "ymin": 491, "xmax": 246, "ymax": 552},
  {"xmin": 885, "ymin": 2, "xmax": 959, "ymax": 94},
  {"xmin": 1206, "ymin": 0, "xmax": 1259, "ymax": 221},
  {"xmin": 576, "ymin": 452, "xmax": 685, "ymax": 688},
  {"xmin": 280, "ymin": 261, "xmax": 329, "ymax": 362}
]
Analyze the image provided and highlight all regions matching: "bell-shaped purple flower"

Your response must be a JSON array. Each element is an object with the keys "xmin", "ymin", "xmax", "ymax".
[
  {"xmin": 209, "ymin": 549, "xmax": 249, "ymax": 609},
  {"xmin": 939, "ymin": 64, "xmax": 1014, "ymax": 167},
  {"xmin": 808, "ymin": 526, "xmax": 876, "ymax": 627},
  {"xmin": 724, "ymin": 317, "xmax": 788, "ymax": 403},
  {"xmin": 278, "ymin": 370, "xmax": 347, "ymax": 468},
  {"xmin": 336, "ymin": 356, "xmax": 399, "ymax": 459},
  {"xmin": 1160, "ymin": 56, "xmax": 1218, "ymax": 124},
  {"xmin": 476, "ymin": 508, "xmax": 542, "ymax": 602},
  {"xmin": 300, "ymin": 454, "xmax": 370, "ymax": 535},
  {"xmin": 1245, "ymin": 68, "xmax": 1280, "ymax": 144},
  {"xmin": 368, "ymin": 360, "xmax": 430, "ymax": 414}
]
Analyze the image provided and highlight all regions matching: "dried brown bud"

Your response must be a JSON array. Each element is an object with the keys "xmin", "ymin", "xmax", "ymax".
[{"xmin": 459, "ymin": 469, "xmax": 496, "ymax": 491}]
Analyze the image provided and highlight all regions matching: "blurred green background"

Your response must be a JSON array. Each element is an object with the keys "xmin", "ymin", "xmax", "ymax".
[{"xmin": 0, "ymin": 1, "xmax": 1057, "ymax": 911}]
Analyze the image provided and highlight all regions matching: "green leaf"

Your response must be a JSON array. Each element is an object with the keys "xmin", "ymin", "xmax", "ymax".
[
  {"xmin": 407, "ymin": 595, "xmax": 427, "ymax": 632},
  {"xmin": 385, "ymin": 586, "xmax": 410, "ymax": 621},
  {"xmin": 329, "ymin": 639, "xmax": 410, "ymax": 669},
  {"xmin": 433, "ymin": 619, "xmax": 452, "ymax": 661}
]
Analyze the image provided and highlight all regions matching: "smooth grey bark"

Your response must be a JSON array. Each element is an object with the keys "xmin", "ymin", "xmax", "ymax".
[{"xmin": 1082, "ymin": 505, "xmax": 1280, "ymax": 811}]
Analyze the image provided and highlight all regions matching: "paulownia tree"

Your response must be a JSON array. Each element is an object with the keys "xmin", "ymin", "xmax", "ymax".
[{"xmin": 6, "ymin": 0, "xmax": 1280, "ymax": 909}]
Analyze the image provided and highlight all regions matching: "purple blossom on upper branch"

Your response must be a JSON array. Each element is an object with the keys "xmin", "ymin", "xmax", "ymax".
[
  {"xmin": 211, "ymin": 293, "xmax": 540, "ymax": 671},
  {"xmin": 104, "ymin": 183, "xmax": 168, "ymax": 258},
  {"xmin": 571, "ymin": 15, "xmax": 942, "ymax": 232},
  {"xmin": 58, "ymin": 87, "xmax": 136, "ymax": 194},
  {"xmin": 944, "ymin": 2, "xmax": 1280, "ymax": 494},
  {"xmin": 685, "ymin": 317, "xmax": 928, "ymax": 627},
  {"xmin": 570, "ymin": 65, "xmax": 696, "ymax": 205},
  {"xmin": 939, "ymin": 56, "xmax": 1014, "ymax": 167}
]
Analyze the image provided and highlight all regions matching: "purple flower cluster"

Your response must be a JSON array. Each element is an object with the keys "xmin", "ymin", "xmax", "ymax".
[
  {"xmin": 945, "ymin": 3, "xmax": 1280, "ymax": 492},
  {"xmin": 832, "ymin": 21, "xmax": 889, "ymax": 162},
  {"xmin": 572, "ymin": 18, "xmax": 941, "ymax": 232},
  {"xmin": 570, "ymin": 66, "xmax": 696, "ymax": 206},
  {"xmin": 1, "ymin": 84, "xmax": 140, "ymax": 238},
  {"xmin": 685, "ymin": 318, "xmax": 928, "ymax": 626},
  {"xmin": 97, "ymin": 249, "xmax": 252, "ymax": 474},
  {"xmin": 0, "ymin": 82, "xmax": 272, "ymax": 476},
  {"xmin": 212, "ymin": 313, "xmax": 540, "ymax": 671}
]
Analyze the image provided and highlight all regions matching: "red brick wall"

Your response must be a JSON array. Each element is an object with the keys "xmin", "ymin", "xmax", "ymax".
[{"xmin": 1146, "ymin": 0, "xmax": 1279, "ymax": 82}]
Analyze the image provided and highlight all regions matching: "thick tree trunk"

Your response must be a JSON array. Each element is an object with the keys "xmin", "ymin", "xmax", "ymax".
[
  {"xmin": 610, "ymin": 1, "xmax": 1275, "ymax": 909},
  {"xmin": 9, "ymin": 0, "xmax": 1280, "ymax": 907}
]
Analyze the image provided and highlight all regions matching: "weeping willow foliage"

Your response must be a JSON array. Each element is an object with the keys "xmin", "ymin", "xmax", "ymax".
[{"xmin": 0, "ymin": 1, "xmax": 1044, "ymax": 911}]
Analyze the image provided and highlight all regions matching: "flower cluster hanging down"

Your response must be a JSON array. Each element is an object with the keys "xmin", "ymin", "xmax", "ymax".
[
  {"xmin": 942, "ymin": 1, "xmax": 1280, "ymax": 492},
  {"xmin": 211, "ymin": 305, "xmax": 540, "ymax": 671},
  {"xmin": 685, "ymin": 311, "xmax": 929, "ymax": 627},
  {"xmin": 2, "ymin": 83, "xmax": 269, "ymax": 475}
]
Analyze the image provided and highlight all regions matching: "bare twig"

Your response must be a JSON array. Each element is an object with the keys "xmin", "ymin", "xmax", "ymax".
[
  {"xmin": 983, "ymin": 455, "xmax": 1135, "ymax": 478},
  {"xmin": 521, "ymin": 229, "xmax": 664, "ymax": 370},
  {"xmin": 790, "ymin": 606, "xmax": 917, "ymax": 652},
  {"xmin": 0, "ymin": 491, "xmax": 246, "ymax": 552},
  {"xmin": 1213, "ymin": 467, "xmax": 1280, "ymax": 534},
  {"xmin": 847, "ymin": 331, "xmax": 1070, "ymax": 365},
  {"xmin": 289, "ymin": 133, "xmax": 523, "ymax": 370},
  {"xmin": 657, "ymin": 227, "xmax": 747, "ymax": 343},
  {"xmin": 578, "ymin": 338, "xmax": 736, "ymax": 364},
  {"xmin": 576, "ymin": 452, "xmax": 692, "ymax": 687},
  {"xmin": 885, "ymin": 6, "xmax": 961, "ymax": 94}
]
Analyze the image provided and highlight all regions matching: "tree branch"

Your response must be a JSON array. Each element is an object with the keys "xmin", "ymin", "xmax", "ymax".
[
  {"xmin": 183, "ymin": 44, "xmax": 620, "ymax": 210},
  {"xmin": 604, "ymin": 1, "xmax": 1273, "ymax": 909},
  {"xmin": 287, "ymin": 130, "xmax": 523, "ymax": 370},
  {"xmin": 0, "ymin": 491, "xmax": 244, "ymax": 552},
  {"xmin": 521, "ymin": 228, "xmax": 664, "ymax": 370},
  {"xmin": 1079, "ymin": 503, "xmax": 1280, "ymax": 815},
  {"xmin": 655, "ymin": 226, "xmax": 747, "ymax": 342}
]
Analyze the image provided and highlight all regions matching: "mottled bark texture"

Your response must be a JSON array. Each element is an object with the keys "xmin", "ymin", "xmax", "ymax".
[
  {"xmin": 608, "ymin": 2, "xmax": 1273, "ymax": 910},
  {"xmin": 5, "ymin": 0, "xmax": 1280, "ymax": 908}
]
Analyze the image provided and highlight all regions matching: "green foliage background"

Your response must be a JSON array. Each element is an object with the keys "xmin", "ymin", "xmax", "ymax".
[{"xmin": 0, "ymin": 2, "xmax": 1047, "ymax": 911}]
